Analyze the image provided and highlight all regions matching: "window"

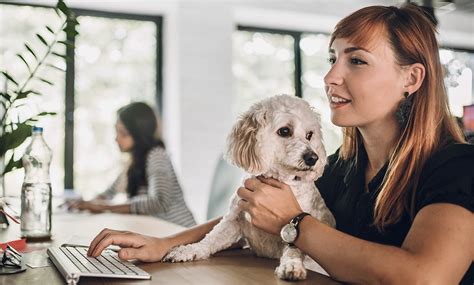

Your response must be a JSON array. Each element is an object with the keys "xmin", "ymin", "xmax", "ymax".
[
  {"xmin": 74, "ymin": 15, "xmax": 158, "ymax": 198},
  {"xmin": 233, "ymin": 27, "xmax": 342, "ymax": 155},
  {"xmin": 300, "ymin": 33, "xmax": 341, "ymax": 155},
  {"xmin": 0, "ymin": 3, "xmax": 162, "ymax": 198},
  {"xmin": 233, "ymin": 27, "xmax": 474, "ymax": 154},
  {"xmin": 440, "ymin": 48, "xmax": 474, "ymax": 117},
  {"xmin": 232, "ymin": 30, "xmax": 295, "ymax": 116}
]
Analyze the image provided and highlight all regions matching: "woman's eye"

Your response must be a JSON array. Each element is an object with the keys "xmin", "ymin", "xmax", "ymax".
[
  {"xmin": 277, "ymin": 127, "xmax": 292, "ymax": 138},
  {"xmin": 350, "ymin": 58, "xmax": 367, "ymax": 65},
  {"xmin": 306, "ymin": 131, "xmax": 313, "ymax": 141},
  {"xmin": 327, "ymin": 57, "xmax": 336, "ymax": 65}
]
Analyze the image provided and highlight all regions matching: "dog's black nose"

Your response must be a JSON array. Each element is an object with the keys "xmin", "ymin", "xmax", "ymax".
[{"xmin": 303, "ymin": 152, "xmax": 318, "ymax": 167}]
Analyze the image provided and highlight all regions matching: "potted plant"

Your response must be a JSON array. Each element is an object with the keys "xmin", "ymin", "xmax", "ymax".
[{"xmin": 0, "ymin": 0, "xmax": 78, "ymax": 224}]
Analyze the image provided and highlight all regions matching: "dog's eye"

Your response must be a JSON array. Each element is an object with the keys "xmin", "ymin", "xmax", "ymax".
[
  {"xmin": 277, "ymin": 127, "xmax": 292, "ymax": 137},
  {"xmin": 306, "ymin": 131, "xmax": 313, "ymax": 141}
]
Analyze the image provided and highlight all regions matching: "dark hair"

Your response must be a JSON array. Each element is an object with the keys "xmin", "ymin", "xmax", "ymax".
[{"xmin": 118, "ymin": 102, "xmax": 165, "ymax": 197}]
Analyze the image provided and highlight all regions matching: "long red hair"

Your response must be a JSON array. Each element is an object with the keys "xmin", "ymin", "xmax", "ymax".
[{"xmin": 331, "ymin": 4, "xmax": 465, "ymax": 229}]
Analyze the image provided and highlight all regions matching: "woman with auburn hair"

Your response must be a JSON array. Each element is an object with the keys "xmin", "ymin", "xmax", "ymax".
[{"xmin": 86, "ymin": 4, "xmax": 473, "ymax": 284}]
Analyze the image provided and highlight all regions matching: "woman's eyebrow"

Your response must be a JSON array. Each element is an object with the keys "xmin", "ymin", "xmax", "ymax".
[{"xmin": 329, "ymin": 46, "xmax": 370, "ymax": 54}]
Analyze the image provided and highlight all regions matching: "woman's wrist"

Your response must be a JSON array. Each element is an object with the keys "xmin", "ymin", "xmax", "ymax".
[
  {"xmin": 294, "ymin": 215, "xmax": 320, "ymax": 248},
  {"xmin": 157, "ymin": 236, "xmax": 173, "ymax": 251},
  {"xmin": 162, "ymin": 235, "xmax": 180, "ymax": 249},
  {"xmin": 165, "ymin": 217, "xmax": 222, "ymax": 249},
  {"xmin": 105, "ymin": 203, "xmax": 132, "ymax": 214}
]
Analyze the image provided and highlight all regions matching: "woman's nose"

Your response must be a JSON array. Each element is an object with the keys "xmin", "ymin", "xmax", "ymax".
[{"xmin": 324, "ymin": 64, "xmax": 344, "ymax": 87}]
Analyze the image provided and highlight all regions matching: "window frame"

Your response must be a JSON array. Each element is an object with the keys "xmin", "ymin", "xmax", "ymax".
[{"xmin": 237, "ymin": 25, "xmax": 327, "ymax": 99}]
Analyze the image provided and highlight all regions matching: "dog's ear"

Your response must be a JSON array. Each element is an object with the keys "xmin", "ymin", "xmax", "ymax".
[{"xmin": 226, "ymin": 105, "xmax": 267, "ymax": 174}]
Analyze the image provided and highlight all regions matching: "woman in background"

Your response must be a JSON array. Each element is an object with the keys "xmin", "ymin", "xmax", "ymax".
[{"xmin": 68, "ymin": 102, "xmax": 196, "ymax": 228}]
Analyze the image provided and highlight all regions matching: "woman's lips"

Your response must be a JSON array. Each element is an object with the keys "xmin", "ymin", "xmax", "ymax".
[{"xmin": 329, "ymin": 94, "xmax": 351, "ymax": 109}]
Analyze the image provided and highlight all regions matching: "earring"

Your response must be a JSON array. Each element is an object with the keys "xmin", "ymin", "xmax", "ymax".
[{"xmin": 395, "ymin": 91, "xmax": 413, "ymax": 129}]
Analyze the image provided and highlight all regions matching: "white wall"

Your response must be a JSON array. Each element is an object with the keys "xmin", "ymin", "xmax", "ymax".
[
  {"xmin": 15, "ymin": 0, "xmax": 474, "ymax": 222},
  {"xmin": 175, "ymin": 2, "xmax": 235, "ymax": 222}
]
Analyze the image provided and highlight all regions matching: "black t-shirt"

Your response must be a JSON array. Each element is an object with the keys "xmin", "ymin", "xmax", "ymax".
[{"xmin": 316, "ymin": 143, "xmax": 474, "ymax": 284}]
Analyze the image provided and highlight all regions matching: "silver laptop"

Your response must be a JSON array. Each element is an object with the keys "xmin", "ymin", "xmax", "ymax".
[{"xmin": 47, "ymin": 245, "xmax": 151, "ymax": 285}]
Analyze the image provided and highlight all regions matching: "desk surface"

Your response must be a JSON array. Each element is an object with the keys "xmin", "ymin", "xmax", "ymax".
[{"xmin": 1, "ymin": 211, "xmax": 341, "ymax": 284}]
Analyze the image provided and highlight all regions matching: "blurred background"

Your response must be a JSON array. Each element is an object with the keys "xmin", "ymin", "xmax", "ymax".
[{"xmin": 1, "ymin": 0, "xmax": 473, "ymax": 222}]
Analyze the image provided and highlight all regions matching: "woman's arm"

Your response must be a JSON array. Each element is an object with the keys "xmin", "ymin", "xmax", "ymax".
[
  {"xmin": 67, "ymin": 172, "xmax": 125, "ymax": 212},
  {"xmin": 98, "ymin": 171, "xmax": 125, "ymax": 200},
  {"xmin": 88, "ymin": 217, "xmax": 222, "ymax": 260},
  {"xmin": 66, "ymin": 200, "xmax": 132, "ymax": 214},
  {"xmin": 295, "ymin": 204, "xmax": 472, "ymax": 284},
  {"xmin": 103, "ymin": 203, "xmax": 131, "ymax": 213},
  {"xmin": 70, "ymin": 149, "xmax": 176, "ymax": 214},
  {"xmin": 238, "ymin": 177, "xmax": 473, "ymax": 284}
]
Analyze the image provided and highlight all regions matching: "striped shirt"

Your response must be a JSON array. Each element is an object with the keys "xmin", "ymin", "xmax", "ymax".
[{"xmin": 102, "ymin": 147, "xmax": 196, "ymax": 227}]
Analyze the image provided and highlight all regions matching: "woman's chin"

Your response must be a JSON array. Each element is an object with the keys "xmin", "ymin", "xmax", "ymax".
[
  {"xmin": 118, "ymin": 146, "xmax": 130, "ymax": 152},
  {"xmin": 331, "ymin": 117, "xmax": 353, "ymax": 128}
]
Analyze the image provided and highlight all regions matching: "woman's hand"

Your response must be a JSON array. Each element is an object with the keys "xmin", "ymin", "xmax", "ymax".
[
  {"xmin": 67, "ymin": 199, "xmax": 108, "ymax": 213},
  {"xmin": 88, "ymin": 228, "xmax": 172, "ymax": 262},
  {"xmin": 237, "ymin": 176, "xmax": 303, "ymax": 235}
]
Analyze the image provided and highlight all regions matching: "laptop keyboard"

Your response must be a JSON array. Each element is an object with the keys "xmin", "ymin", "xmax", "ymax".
[{"xmin": 59, "ymin": 246, "xmax": 148, "ymax": 276}]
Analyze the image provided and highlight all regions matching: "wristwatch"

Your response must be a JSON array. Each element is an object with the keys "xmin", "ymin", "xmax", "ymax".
[{"xmin": 280, "ymin": 212, "xmax": 310, "ymax": 246}]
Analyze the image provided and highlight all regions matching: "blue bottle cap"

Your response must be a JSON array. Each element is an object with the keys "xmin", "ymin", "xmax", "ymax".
[{"xmin": 32, "ymin": 126, "xmax": 43, "ymax": 132}]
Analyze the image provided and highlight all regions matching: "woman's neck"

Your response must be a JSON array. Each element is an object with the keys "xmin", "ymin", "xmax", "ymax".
[{"xmin": 358, "ymin": 119, "xmax": 400, "ymax": 173}]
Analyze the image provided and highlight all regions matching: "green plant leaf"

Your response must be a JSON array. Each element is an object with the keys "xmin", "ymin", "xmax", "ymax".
[
  {"xmin": 46, "ymin": 63, "xmax": 65, "ymax": 72},
  {"xmin": 36, "ymin": 33, "xmax": 48, "ymax": 46},
  {"xmin": 51, "ymin": 51, "xmax": 67, "ymax": 60},
  {"xmin": 1, "ymin": 71, "xmax": 19, "ymax": 86},
  {"xmin": 37, "ymin": 78, "xmax": 54, "ymax": 86},
  {"xmin": 3, "ymin": 156, "xmax": 23, "ymax": 175},
  {"xmin": 0, "ymin": 123, "xmax": 32, "ymax": 156},
  {"xmin": 46, "ymin": 25, "xmax": 55, "ymax": 34},
  {"xmin": 54, "ymin": 5, "xmax": 60, "ymax": 17},
  {"xmin": 56, "ymin": 0, "xmax": 69, "ymax": 17},
  {"xmin": 24, "ymin": 43, "xmax": 38, "ymax": 60},
  {"xmin": 36, "ymin": 112, "xmax": 56, "ymax": 116},
  {"xmin": 14, "ymin": 102, "xmax": 27, "ymax": 109},
  {"xmin": 63, "ymin": 26, "xmax": 79, "ymax": 38},
  {"xmin": 25, "ymin": 112, "xmax": 56, "ymax": 124},
  {"xmin": 16, "ymin": 54, "xmax": 31, "ymax": 71},
  {"xmin": 0, "ymin": 92, "xmax": 11, "ymax": 102},
  {"xmin": 15, "ymin": 90, "xmax": 35, "ymax": 100},
  {"xmin": 67, "ymin": 16, "xmax": 79, "ymax": 27},
  {"xmin": 63, "ymin": 14, "xmax": 80, "ymax": 38},
  {"xmin": 58, "ymin": 40, "xmax": 74, "ymax": 48}
]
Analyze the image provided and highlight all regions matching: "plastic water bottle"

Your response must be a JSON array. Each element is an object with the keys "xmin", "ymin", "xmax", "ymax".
[{"xmin": 20, "ymin": 126, "xmax": 53, "ymax": 240}]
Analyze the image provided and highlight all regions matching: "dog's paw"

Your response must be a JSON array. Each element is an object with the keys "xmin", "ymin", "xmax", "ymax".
[
  {"xmin": 275, "ymin": 260, "xmax": 307, "ymax": 281},
  {"xmin": 163, "ymin": 244, "xmax": 210, "ymax": 263}
]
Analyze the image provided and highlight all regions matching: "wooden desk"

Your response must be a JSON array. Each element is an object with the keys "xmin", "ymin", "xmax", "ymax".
[{"xmin": 1, "ymin": 212, "xmax": 341, "ymax": 284}]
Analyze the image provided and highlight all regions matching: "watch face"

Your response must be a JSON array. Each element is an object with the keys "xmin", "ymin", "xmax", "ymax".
[{"xmin": 280, "ymin": 224, "xmax": 297, "ymax": 243}]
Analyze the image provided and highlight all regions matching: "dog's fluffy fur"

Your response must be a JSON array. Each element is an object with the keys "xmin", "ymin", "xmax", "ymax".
[{"xmin": 164, "ymin": 95, "xmax": 335, "ymax": 280}]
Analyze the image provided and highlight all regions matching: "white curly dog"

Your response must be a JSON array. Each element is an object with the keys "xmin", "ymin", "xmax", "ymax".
[{"xmin": 164, "ymin": 95, "xmax": 335, "ymax": 280}]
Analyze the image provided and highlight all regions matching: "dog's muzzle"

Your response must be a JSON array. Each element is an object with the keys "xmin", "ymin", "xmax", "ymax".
[{"xmin": 302, "ymin": 151, "xmax": 318, "ymax": 167}]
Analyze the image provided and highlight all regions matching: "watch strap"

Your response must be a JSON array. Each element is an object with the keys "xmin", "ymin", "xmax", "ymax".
[
  {"xmin": 290, "ymin": 212, "xmax": 310, "ymax": 228},
  {"xmin": 287, "ymin": 212, "xmax": 310, "ymax": 246}
]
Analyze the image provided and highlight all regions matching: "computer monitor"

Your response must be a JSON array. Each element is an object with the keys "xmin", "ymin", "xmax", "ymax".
[{"xmin": 463, "ymin": 104, "xmax": 474, "ymax": 133}]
